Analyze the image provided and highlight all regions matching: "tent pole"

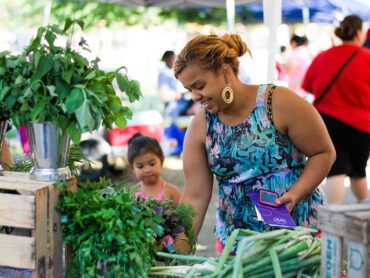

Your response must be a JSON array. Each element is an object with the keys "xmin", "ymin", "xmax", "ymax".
[
  {"xmin": 43, "ymin": 0, "xmax": 53, "ymax": 26},
  {"xmin": 263, "ymin": 0, "xmax": 282, "ymax": 83},
  {"xmin": 226, "ymin": 0, "xmax": 235, "ymax": 33}
]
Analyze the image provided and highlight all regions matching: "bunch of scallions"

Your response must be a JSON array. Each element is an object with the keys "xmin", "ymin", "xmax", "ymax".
[{"xmin": 150, "ymin": 227, "xmax": 321, "ymax": 278}]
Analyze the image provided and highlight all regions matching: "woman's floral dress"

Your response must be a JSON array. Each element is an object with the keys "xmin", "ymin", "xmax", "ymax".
[{"xmin": 205, "ymin": 84, "xmax": 323, "ymax": 251}]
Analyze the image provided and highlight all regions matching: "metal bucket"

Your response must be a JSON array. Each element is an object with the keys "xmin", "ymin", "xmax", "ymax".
[
  {"xmin": 27, "ymin": 122, "xmax": 71, "ymax": 181},
  {"xmin": 0, "ymin": 120, "xmax": 8, "ymax": 175}
]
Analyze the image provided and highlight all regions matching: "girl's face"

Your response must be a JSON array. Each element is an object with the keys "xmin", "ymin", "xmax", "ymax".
[
  {"xmin": 178, "ymin": 64, "xmax": 225, "ymax": 113},
  {"xmin": 132, "ymin": 152, "xmax": 163, "ymax": 185}
]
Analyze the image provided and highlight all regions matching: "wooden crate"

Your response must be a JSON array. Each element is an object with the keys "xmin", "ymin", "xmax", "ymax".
[
  {"xmin": 0, "ymin": 171, "xmax": 76, "ymax": 278},
  {"xmin": 318, "ymin": 203, "xmax": 370, "ymax": 278}
]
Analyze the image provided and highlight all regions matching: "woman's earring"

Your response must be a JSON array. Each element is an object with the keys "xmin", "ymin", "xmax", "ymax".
[{"xmin": 221, "ymin": 84, "xmax": 234, "ymax": 104}]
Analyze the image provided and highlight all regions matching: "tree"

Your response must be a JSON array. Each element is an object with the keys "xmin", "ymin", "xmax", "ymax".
[{"xmin": 0, "ymin": 0, "xmax": 255, "ymax": 30}]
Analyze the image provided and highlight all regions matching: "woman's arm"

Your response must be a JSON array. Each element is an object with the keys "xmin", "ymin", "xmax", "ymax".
[
  {"xmin": 180, "ymin": 110, "xmax": 214, "ymax": 236},
  {"xmin": 272, "ymin": 86, "xmax": 336, "ymax": 211}
]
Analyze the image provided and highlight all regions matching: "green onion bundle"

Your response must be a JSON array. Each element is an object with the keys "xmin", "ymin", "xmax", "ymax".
[{"xmin": 150, "ymin": 227, "xmax": 321, "ymax": 277}]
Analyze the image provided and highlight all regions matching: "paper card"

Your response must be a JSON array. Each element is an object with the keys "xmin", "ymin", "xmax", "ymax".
[
  {"xmin": 255, "ymin": 205, "xmax": 263, "ymax": 221},
  {"xmin": 248, "ymin": 191, "xmax": 296, "ymax": 229}
]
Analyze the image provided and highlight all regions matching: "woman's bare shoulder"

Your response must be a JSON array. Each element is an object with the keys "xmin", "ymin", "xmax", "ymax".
[{"xmin": 187, "ymin": 109, "xmax": 206, "ymax": 141}]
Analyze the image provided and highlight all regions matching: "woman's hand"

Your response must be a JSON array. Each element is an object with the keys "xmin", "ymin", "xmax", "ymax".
[
  {"xmin": 173, "ymin": 232, "xmax": 193, "ymax": 254},
  {"xmin": 276, "ymin": 191, "xmax": 300, "ymax": 212}
]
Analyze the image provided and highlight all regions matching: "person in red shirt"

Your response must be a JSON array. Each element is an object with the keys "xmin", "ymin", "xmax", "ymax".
[{"xmin": 302, "ymin": 15, "xmax": 370, "ymax": 204}]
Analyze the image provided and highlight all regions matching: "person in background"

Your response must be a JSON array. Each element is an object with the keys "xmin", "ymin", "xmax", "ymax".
[
  {"xmin": 284, "ymin": 34, "xmax": 312, "ymax": 98},
  {"xmin": 158, "ymin": 50, "xmax": 192, "ymax": 117},
  {"xmin": 174, "ymin": 33, "xmax": 335, "ymax": 254},
  {"xmin": 276, "ymin": 45, "xmax": 289, "ymax": 86},
  {"xmin": 127, "ymin": 133, "xmax": 181, "ymax": 206},
  {"xmin": 364, "ymin": 27, "xmax": 370, "ymax": 49},
  {"xmin": 302, "ymin": 15, "xmax": 370, "ymax": 204},
  {"xmin": 159, "ymin": 50, "xmax": 201, "ymax": 157}
]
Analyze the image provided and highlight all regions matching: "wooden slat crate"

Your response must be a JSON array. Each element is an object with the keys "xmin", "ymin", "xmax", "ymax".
[
  {"xmin": 0, "ymin": 171, "xmax": 76, "ymax": 278},
  {"xmin": 318, "ymin": 203, "xmax": 370, "ymax": 278}
]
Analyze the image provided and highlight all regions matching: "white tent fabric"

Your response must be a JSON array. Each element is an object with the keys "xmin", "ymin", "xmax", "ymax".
[
  {"xmin": 101, "ymin": 0, "xmax": 254, "ymax": 8},
  {"xmin": 47, "ymin": 0, "xmax": 370, "ymax": 82}
]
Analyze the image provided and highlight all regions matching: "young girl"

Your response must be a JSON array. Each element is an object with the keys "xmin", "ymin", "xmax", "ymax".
[{"xmin": 128, "ymin": 134, "xmax": 181, "ymax": 207}]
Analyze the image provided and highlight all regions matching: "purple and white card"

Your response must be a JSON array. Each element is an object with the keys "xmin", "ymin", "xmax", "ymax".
[{"xmin": 247, "ymin": 191, "xmax": 296, "ymax": 229}]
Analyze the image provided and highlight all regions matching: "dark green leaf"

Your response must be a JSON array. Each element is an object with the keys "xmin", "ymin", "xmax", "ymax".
[
  {"xmin": 30, "ymin": 102, "xmax": 45, "ymax": 120},
  {"xmin": 75, "ymin": 100, "xmax": 94, "ymax": 131},
  {"xmin": 63, "ymin": 17, "xmax": 73, "ymax": 33},
  {"xmin": 67, "ymin": 123, "xmax": 80, "ymax": 143},
  {"xmin": 64, "ymin": 87, "xmax": 84, "ymax": 114},
  {"xmin": 115, "ymin": 72, "xmax": 129, "ymax": 92},
  {"xmin": 114, "ymin": 113, "xmax": 127, "ymax": 129},
  {"xmin": 62, "ymin": 70, "xmax": 73, "ymax": 84},
  {"xmin": 37, "ymin": 54, "xmax": 54, "ymax": 79},
  {"xmin": 45, "ymin": 29, "xmax": 56, "ymax": 48}
]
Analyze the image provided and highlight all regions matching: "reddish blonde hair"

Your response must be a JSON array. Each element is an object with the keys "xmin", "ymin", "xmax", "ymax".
[{"xmin": 174, "ymin": 34, "xmax": 251, "ymax": 78}]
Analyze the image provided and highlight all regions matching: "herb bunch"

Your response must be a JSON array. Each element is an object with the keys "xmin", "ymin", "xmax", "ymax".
[
  {"xmin": 57, "ymin": 178, "xmax": 163, "ymax": 277},
  {"xmin": 140, "ymin": 198, "xmax": 197, "ymax": 252}
]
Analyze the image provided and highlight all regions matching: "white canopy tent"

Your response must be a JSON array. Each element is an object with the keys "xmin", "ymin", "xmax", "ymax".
[
  {"xmin": 46, "ymin": 0, "xmax": 280, "ymax": 81},
  {"xmin": 46, "ymin": 0, "xmax": 370, "ymax": 82}
]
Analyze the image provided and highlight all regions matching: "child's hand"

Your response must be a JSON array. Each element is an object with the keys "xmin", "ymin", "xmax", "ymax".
[
  {"xmin": 276, "ymin": 191, "xmax": 300, "ymax": 212},
  {"xmin": 173, "ymin": 232, "xmax": 192, "ymax": 254}
]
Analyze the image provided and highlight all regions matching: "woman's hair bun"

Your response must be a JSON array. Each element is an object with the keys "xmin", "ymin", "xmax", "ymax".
[{"xmin": 222, "ymin": 34, "xmax": 249, "ymax": 57}]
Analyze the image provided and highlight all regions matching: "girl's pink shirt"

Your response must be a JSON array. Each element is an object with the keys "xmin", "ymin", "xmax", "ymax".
[{"xmin": 135, "ymin": 181, "xmax": 168, "ymax": 202}]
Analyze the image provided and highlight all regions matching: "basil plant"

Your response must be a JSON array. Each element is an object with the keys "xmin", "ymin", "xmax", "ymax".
[{"xmin": 10, "ymin": 18, "xmax": 142, "ymax": 143}]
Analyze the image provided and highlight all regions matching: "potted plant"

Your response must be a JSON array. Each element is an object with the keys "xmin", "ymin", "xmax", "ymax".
[{"xmin": 10, "ymin": 18, "xmax": 142, "ymax": 181}]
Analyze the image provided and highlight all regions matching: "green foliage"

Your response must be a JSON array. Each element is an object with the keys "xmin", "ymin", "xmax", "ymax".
[
  {"xmin": 57, "ymin": 178, "xmax": 163, "ymax": 277},
  {"xmin": 0, "ymin": 51, "xmax": 27, "ymax": 120},
  {"xmin": 52, "ymin": 2, "xmax": 228, "ymax": 27},
  {"xmin": 140, "ymin": 198, "xmax": 197, "ymax": 252},
  {"xmin": 52, "ymin": 2, "xmax": 153, "ymax": 28},
  {"xmin": 0, "ymin": 0, "xmax": 257, "ymax": 30},
  {"xmin": 9, "ymin": 18, "xmax": 142, "ymax": 143}
]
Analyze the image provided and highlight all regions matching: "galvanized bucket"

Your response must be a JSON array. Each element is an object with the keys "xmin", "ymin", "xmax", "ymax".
[
  {"xmin": 0, "ymin": 120, "xmax": 8, "ymax": 175},
  {"xmin": 27, "ymin": 122, "xmax": 71, "ymax": 181}
]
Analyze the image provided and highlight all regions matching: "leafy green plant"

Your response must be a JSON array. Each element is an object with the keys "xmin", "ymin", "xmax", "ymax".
[
  {"xmin": 0, "ymin": 51, "xmax": 26, "ymax": 121},
  {"xmin": 10, "ymin": 18, "xmax": 142, "ymax": 143},
  {"xmin": 57, "ymin": 178, "xmax": 163, "ymax": 277},
  {"xmin": 139, "ymin": 198, "xmax": 197, "ymax": 253}
]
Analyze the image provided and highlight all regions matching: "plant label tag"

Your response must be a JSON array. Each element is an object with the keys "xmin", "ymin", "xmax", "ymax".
[{"xmin": 248, "ymin": 191, "xmax": 296, "ymax": 229}]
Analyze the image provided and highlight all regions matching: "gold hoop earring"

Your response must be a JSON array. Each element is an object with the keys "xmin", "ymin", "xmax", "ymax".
[{"xmin": 221, "ymin": 85, "xmax": 234, "ymax": 104}]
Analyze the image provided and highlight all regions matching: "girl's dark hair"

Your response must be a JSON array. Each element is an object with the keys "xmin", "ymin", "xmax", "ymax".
[
  {"xmin": 127, "ymin": 133, "xmax": 164, "ymax": 165},
  {"xmin": 290, "ymin": 34, "xmax": 308, "ymax": 46},
  {"xmin": 334, "ymin": 15, "xmax": 363, "ymax": 41}
]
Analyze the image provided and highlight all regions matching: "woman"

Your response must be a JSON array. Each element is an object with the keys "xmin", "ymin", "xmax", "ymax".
[
  {"xmin": 174, "ymin": 34, "xmax": 335, "ymax": 253},
  {"xmin": 302, "ymin": 15, "xmax": 370, "ymax": 204}
]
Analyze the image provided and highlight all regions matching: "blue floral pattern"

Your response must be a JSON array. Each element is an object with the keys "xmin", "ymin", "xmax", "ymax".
[{"xmin": 206, "ymin": 84, "xmax": 323, "ymax": 250}]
